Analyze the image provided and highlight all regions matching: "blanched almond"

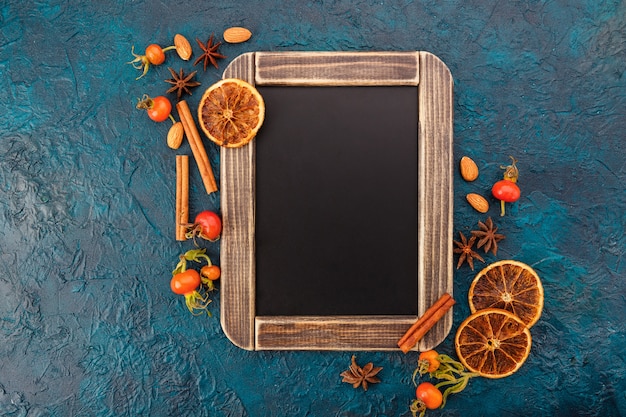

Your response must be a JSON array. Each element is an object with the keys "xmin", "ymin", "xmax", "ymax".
[
  {"xmin": 167, "ymin": 122, "xmax": 184, "ymax": 149},
  {"xmin": 466, "ymin": 193, "xmax": 489, "ymax": 213},
  {"xmin": 223, "ymin": 27, "xmax": 252, "ymax": 44},
  {"xmin": 460, "ymin": 156, "xmax": 479, "ymax": 181},
  {"xmin": 174, "ymin": 34, "xmax": 192, "ymax": 61}
]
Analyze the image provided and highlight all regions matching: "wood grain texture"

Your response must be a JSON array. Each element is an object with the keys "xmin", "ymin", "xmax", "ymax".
[
  {"xmin": 256, "ymin": 316, "xmax": 417, "ymax": 351},
  {"xmin": 416, "ymin": 51, "xmax": 455, "ymax": 350},
  {"xmin": 220, "ymin": 52, "xmax": 257, "ymax": 351},
  {"xmin": 220, "ymin": 51, "xmax": 453, "ymax": 351},
  {"xmin": 255, "ymin": 51, "xmax": 420, "ymax": 86}
]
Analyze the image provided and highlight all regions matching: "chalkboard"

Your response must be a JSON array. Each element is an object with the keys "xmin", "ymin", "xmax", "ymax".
[
  {"xmin": 219, "ymin": 52, "xmax": 454, "ymax": 351},
  {"xmin": 255, "ymin": 85, "xmax": 418, "ymax": 317}
]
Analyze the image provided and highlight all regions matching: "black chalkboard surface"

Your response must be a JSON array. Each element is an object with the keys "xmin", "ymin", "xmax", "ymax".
[
  {"xmin": 255, "ymin": 86, "xmax": 418, "ymax": 316},
  {"xmin": 219, "ymin": 51, "xmax": 454, "ymax": 351}
]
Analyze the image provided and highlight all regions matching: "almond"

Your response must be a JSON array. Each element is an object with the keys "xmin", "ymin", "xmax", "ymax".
[
  {"xmin": 174, "ymin": 34, "xmax": 192, "ymax": 61},
  {"xmin": 167, "ymin": 122, "xmax": 184, "ymax": 149},
  {"xmin": 223, "ymin": 27, "xmax": 252, "ymax": 44},
  {"xmin": 466, "ymin": 193, "xmax": 489, "ymax": 213},
  {"xmin": 460, "ymin": 156, "xmax": 479, "ymax": 181}
]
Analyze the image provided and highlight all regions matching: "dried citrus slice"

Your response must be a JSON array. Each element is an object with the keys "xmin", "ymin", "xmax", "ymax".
[
  {"xmin": 469, "ymin": 260, "xmax": 544, "ymax": 328},
  {"xmin": 455, "ymin": 308, "xmax": 532, "ymax": 379},
  {"xmin": 197, "ymin": 78, "xmax": 265, "ymax": 148}
]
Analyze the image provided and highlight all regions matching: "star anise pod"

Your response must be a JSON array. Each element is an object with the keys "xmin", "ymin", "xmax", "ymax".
[
  {"xmin": 340, "ymin": 355, "xmax": 382, "ymax": 391},
  {"xmin": 453, "ymin": 231, "xmax": 485, "ymax": 271},
  {"xmin": 165, "ymin": 68, "xmax": 201, "ymax": 99},
  {"xmin": 471, "ymin": 217, "xmax": 505, "ymax": 255},
  {"xmin": 194, "ymin": 34, "xmax": 226, "ymax": 71}
]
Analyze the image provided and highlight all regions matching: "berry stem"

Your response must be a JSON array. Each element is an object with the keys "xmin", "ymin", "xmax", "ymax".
[{"xmin": 501, "ymin": 156, "xmax": 519, "ymax": 183}]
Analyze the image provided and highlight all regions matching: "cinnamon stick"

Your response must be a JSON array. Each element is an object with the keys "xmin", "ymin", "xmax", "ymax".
[
  {"xmin": 398, "ymin": 293, "xmax": 455, "ymax": 353},
  {"xmin": 176, "ymin": 100, "xmax": 218, "ymax": 194},
  {"xmin": 175, "ymin": 155, "xmax": 189, "ymax": 241}
]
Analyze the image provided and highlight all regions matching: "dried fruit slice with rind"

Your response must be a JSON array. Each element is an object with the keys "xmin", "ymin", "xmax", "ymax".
[
  {"xmin": 455, "ymin": 308, "xmax": 532, "ymax": 379},
  {"xmin": 198, "ymin": 78, "xmax": 265, "ymax": 148},
  {"xmin": 468, "ymin": 260, "xmax": 544, "ymax": 328}
]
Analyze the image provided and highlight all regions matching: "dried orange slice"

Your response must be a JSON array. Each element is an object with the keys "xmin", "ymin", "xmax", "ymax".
[
  {"xmin": 468, "ymin": 260, "xmax": 544, "ymax": 328},
  {"xmin": 197, "ymin": 78, "xmax": 265, "ymax": 148},
  {"xmin": 455, "ymin": 308, "xmax": 532, "ymax": 379}
]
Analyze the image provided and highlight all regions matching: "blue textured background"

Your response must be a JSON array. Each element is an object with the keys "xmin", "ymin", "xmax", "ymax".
[{"xmin": 1, "ymin": 1, "xmax": 625, "ymax": 416}]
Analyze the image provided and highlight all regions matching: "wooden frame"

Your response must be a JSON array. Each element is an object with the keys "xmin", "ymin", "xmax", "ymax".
[{"xmin": 220, "ymin": 51, "xmax": 453, "ymax": 351}]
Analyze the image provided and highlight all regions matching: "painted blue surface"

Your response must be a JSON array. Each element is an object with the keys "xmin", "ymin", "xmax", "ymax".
[{"xmin": 1, "ymin": 1, "xmax": 625, "ymax": 416}]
